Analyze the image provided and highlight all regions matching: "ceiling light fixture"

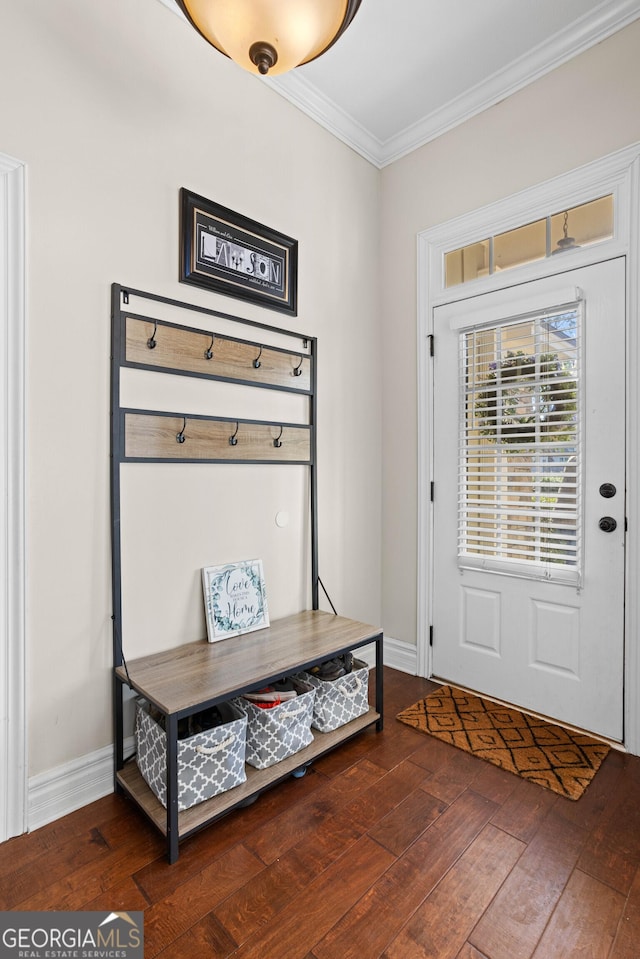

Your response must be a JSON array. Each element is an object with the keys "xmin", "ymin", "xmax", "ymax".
[{"xmin": 175, "ymin": 0, "xmax": 362, "ymax": 76}]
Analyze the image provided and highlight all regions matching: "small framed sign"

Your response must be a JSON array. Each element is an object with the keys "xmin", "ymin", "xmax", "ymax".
[
  {"xmin": 180, "ymin": 188, "xmax": 298, "ymax": 316},
  {"xmin": 202, "ymin": 559, "xmax": 270, "ymax": 642}
]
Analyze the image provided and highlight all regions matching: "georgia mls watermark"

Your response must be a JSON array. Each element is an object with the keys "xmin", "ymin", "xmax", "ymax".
[{"xmin": 0, "ymin": 912, "xmax": 143, "ymax": 959}]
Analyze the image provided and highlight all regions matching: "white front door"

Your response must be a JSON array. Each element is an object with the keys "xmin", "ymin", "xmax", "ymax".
[{"xmin": 432, "ymin": 258, "xmax": 625, "ymax": 741}]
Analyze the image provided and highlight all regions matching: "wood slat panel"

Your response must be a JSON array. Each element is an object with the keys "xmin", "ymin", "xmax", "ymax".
[
  {"xmin": 383, "ymin": 824, "xmax": 524, "ymax": 959},
  {"xmin": 575, "ymin": 772, "xmax": 640, "ymax": 894},
  {"xmin": 469, "ymin": 809, "xmax": 587, "ymax": 959},
  {"xmin": 115, "ymin": 610, "xmax": 380, "ymax": 714},
  {"xmin": 228, "ymin": 835, "xmax": 395, "ymax": 959},
  {"xmin": 367, "ymin": 788, "xmax": 447, "ymax": 857},
  {"xmin": 609, "ymin": 866, "xmax": 640, "ymax": 959},
  {"xmin": 125, "ymin": 316, "xmax": 311, "ymax": 393},
  {"xmin": 17, "ymin": 832, "xmax": 161, "ymax": 912},
  {"xmin": 155, "ymin": 915, "xmax": 237, "ymax": 958},
  {"xmin": 241, "ymin": 757, "xmax": 386, "ymax": 867},
  {"xmin": 142, "ymin": 842, "xmax": 263, "ymax": 958},
  {"xmin": 215, "ymin": 761, "xmax": 388, "ymax": 943},
  {"xmin": 313, "ymin": 789, "xmax": 499, "ymax": 959},
  {"xmin": 124, "ymin": 411, "xmax": 311, "ymax": 463},
  {"xmin": 133, "ymin": 767, "xmax": 326, "ymax": 904},
  {"xmin": 530, "ymin": 869, "xmax": 625, "ymax": 959}
]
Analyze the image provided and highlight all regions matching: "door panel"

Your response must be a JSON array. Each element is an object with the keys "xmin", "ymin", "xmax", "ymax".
[{"xmin": 432, "ymin": 259, "xmax": 625, "ymax": 740}]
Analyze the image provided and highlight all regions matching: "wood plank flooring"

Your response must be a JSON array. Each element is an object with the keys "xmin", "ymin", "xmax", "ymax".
[{"xmin": 1, "ymin": 667, "xmax": 639, "ymax": 958}]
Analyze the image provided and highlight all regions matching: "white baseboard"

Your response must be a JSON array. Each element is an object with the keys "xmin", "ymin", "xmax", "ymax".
[
  {"xmin": 382, "ymin": 635, "xmax": 419, "ymax": 674},
  {"xmin": 357, "ymin": 635, "xmax": 418, "ymax": 674},
  {"xmin": 26, "ymin": 637, "xmax": 419, "ymax": 831},
  {"xmin": 27, "ymin": 738, "xmax": 134, "ymax": 832}
]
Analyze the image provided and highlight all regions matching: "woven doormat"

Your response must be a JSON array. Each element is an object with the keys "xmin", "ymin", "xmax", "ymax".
[{"xmin": 397, "ymin": 685, "xmax": 610, "ymax": 801}]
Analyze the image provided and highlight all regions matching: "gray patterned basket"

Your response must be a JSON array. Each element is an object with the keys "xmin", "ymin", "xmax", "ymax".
[
  {"xmin": 233, "ymin": 678, "xmax": 315, "ymax": 769},
  {"xmin": 135, "ymin": 699, "xmax": 247, "ymax": 811},
  {"xmin": 300, "ymin": 659, "xmax": 370, "ymax": 732}
]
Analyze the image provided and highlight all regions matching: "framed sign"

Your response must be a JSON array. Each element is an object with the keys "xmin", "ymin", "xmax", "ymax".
[
  {"xmin": 180, "ymin": 188, "xmax": 298, "ymax": 316},
  {"xmin": 202, "ymin": 559, "xmax": 270, "ymax": 642}
]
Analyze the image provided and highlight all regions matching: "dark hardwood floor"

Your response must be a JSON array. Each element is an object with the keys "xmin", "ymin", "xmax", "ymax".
[{"xmin": 2, "ymin": 667, "xmax": 639, "ymax": 958}]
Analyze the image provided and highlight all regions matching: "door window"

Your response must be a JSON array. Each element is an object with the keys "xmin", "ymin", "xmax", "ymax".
[{"xmin": 458, "ymin": 305, "xmax": 581, "ymax": 584}]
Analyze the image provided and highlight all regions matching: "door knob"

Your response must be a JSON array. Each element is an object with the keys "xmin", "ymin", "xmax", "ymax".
[
  {"xmin": 599, "ymin": 483, "xmax": 617, "ymax": 498},
  {"xmin": 599, "ymin": 516, "xmax": 617, "ymax": 533}
]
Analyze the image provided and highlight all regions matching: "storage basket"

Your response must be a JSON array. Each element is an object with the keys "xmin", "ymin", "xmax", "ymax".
[
  {"xmin": 233, "ymin": 678, "xmax": 315, "ymax": 769},
  {"xmin": 135, "ymin": 699, "xmax": 247, "ymax": 811},
  {"xmin": 300, "ymin": 659, "xmax": 369, "ymax": 732}
]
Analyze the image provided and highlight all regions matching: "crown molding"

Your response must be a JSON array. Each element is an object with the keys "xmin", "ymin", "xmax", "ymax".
[
  {"xmin": 263, "ymin": 73, "xmax": 384, "ymax": 167},
  {"xmin": 156, "ymin": 0, "xmax": 640, "ymax": 169},
  {"xmin": 376, "ymin": 0, "xmax": 640, "ymax": 167}
]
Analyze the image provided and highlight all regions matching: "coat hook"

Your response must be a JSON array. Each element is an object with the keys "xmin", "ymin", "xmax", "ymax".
[
  {"xmin": 204, "ymin": 333, "xmax": 215, "ymax": 360},
  {"xmin": 292, "ymin": 356, "xmax": 303, "ymax": 377},
  {"xmin": 147, "ymin": 320, "xmax": 158, "ymax": 350},
  {"xmin": 273, "ymin": 425, "xmax": 284, "ymax": 448},
  {"xmin": 229, "ymin": 421, "xmax": 239, "ymax": 446},
  {"xmin": 176, "ymin": 417, "xmax": 187, "ymax": 444},
  {"xmin": 253, "ymin": 345, "xmax": 263, "ymax": 369}
]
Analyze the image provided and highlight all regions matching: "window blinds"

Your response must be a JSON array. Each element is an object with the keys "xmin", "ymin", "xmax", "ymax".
[{"xmin": 458, "ymin": 307, "xmax": 581, "ymax": 584}]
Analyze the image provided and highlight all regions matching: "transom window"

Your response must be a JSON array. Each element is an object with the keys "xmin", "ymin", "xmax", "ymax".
[{"xmin": 445, "ymin": 195, "xmax": 613, "ymax": 288}]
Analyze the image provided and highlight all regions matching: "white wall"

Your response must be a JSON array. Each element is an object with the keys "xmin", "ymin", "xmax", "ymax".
[
  {"xmin": 380, "ymin": 20, "xmax": 640, "ymax": 651},
  {"xmin": 5, "ymin": 0, "xmax": 639, "ymax": 815},
  {"xmin": 0, "ymin": 0, "xmax": 381, "ymax": 779}
]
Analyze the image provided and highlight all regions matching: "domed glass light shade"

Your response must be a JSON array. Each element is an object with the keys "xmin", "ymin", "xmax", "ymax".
[{"xmin": 175, "ymin": 0, "xmax": 362, "ymax": 76}]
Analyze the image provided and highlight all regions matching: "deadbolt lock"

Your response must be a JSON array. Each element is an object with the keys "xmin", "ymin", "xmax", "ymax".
[{"xmin": 598, "ymin": 516, "xmax": 617, "ymax": 533}]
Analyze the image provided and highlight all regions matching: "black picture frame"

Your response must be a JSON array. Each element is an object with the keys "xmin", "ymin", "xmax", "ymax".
[{"xmin": 180, "ymin": 188, "xmax": 298, "ymax": 316}]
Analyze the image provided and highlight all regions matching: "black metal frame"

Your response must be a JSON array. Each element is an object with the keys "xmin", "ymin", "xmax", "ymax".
[
  {"xmin": 179, "ymin": 189, "xmax": 298, "ymax": 316},
  {"xmin": 117, "ymin": 631, "xmax": 383, "ymax": 862},
  {"xmin": 111, "ymin": 284, "xmax": 316, "ymax": 619},
  {"xmin": 110, "ymin": 282, "xmax": 382, "ymax": 862}
]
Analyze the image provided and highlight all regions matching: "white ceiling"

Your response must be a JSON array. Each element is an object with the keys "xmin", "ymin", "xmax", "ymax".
[{"xmin": 160, "ymin": 0, "xmax": 640, "ymax": 168}]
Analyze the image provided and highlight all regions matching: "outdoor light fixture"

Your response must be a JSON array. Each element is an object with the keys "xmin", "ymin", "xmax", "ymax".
[
  {"xmin": 552, "ymin": 211, "xmax": 580, "ymax": 254},
  {"xmin": 175, "ymin": 0, "xmax": 362, "ymax": 76}
]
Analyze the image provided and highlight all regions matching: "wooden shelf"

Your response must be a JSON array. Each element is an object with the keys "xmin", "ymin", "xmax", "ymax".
[
  {"xmin": 115, "ymin": 609, "xmax": 384, "ymax": 861},
  {"xmin": 117, "ymin": 709, "xmax": 380, "ymax": 839},
  {"xmin": 115, "ymin": 610, "xmax": 381, "ymax": 716}
]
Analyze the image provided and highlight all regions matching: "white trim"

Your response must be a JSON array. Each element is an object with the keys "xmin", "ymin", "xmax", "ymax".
[
  {"xmin": 155, "ymin": 0, "xmax": 186, "ymax": 20},
  {"xmin": 350, "ymin": 636, "xmax": 418, "ymax": 674},
  {"xmin": 264, "ymin": 73, "xmax": 384, "ymax": 168},
  {"xmin": 0, "ymin": 152, "xmax": 27, "ymax": 842},
  {"xmin": 624, "ymin": 153, "xmax": 640, "ymax": 754},
  {"xmin": 154, "ymin": 0, "xmax": 640, "ymax": 169},
  {"xmin": 375, "ymin": 0, "xmax": 640, "ymax": 167},
  {"xmin": 423, "ymin": 143, "xmax": 640, "ymax": 306},
  {"xmin": 381, "ymin": 636, "xmax": 419, "ymax": 676},
  {"xmin": 444, "ymin": 287, "xmax": 582, "ymax": 330},
  {"xmin": 28, "ymin": 738, "xmax": 134, "ymax": 832},
  {"xmin": 417, "ymin": 142, "xmax": 640, "ymax": 755}
]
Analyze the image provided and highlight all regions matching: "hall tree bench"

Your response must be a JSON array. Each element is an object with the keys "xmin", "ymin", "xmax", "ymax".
[{"xmin": 109, "ymin": 284, "xmax": 383, "ymax": 862}]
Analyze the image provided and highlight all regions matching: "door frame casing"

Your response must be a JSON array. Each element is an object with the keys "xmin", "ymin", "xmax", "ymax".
[
  {"xmin": 417, "ymin": 141, "xmax": 640, "ymax": 754},
  {"xmin": 0, "ymin": 151, "xmax": 27, "ymax": 841}
]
